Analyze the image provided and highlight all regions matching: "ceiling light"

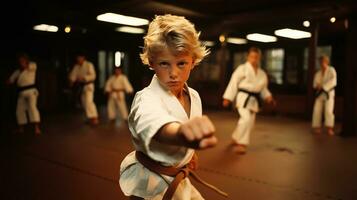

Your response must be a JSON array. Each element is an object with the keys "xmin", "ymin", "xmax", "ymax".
[
  {"xmin": 246, "ymin": 33, "xmax": 277, "ymax": 43},
  {"xmin": 330, "ymin": 17, "xmax": 336, "ymax": 23},
  {"xmin": 203, "ymin": 40, "xmax": 215, "ymax": 46},
  {"xmin": 33, "ymin": 24, "xmax": 58, "ymax": 32},
  {"xmin": 116, "ymin": 26, "xmax": 145, "ymax": 34},
  {"xmin": 219, "ymin": 34, "xmax": 226, "ymax": 43},
  {"xmin": 115, "ymin": 51, "xmax": 122, "ymax": 67},
  {"xmin": 64, "ymin": 26, "xmax": 71, "ymax": 33},
  {"xmin": 97, "ymin": 13, "xmax": 149, "ymax": 26},
  {"xmin": 274, "ymin": 28, "xmax": 311, "ymax": 39},
  {"xmin": 227, "ymin": 37, "xmax": 247, "ymax": 44},
  {"xmin": 303, "ymin": 20, "xmax": 310, "ymax": 27}
]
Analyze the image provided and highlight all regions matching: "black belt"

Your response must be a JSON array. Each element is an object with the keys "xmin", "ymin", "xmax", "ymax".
[
  {"xmin": 78, "ymin": 80, "xmax": 94, "ymax": 86},
  {"xmin": 315, "ymin": 87, "xmax": 335, "ymax": 100},
  {"xmin": 17, "ymin": 84, "xmax": 37, "ymax": 93},
  {"xmin": 238, "ymin": 88, "xmax": 262, "ymax": 108}
]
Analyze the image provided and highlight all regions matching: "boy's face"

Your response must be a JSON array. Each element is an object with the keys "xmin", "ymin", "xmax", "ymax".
[
  {"xmin": 114, "ymin": 68, "xmax": 122, "ymax": 76},
  {"xmin": 150, "ymin": 49, "xmax": 194, "ymax": 94},
  {"xmin": 18, "ymin": 57, "xmax": 29, "ymax": 70},
  {"xmin": 76, "ymin": 56, "xmax": 86, "ymax": 65},
  {"xmin": 320, "ymin": 57, "xmax": 329, "ymax": 69},
  {"xmin": 247, "ymin": 51, "xmax": 261, "ymax": 67}
]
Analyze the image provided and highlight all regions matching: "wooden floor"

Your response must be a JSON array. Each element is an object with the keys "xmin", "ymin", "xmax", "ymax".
[{"xmin": 1, "ymin": 109, "xmax": 356, "ymax": 200}]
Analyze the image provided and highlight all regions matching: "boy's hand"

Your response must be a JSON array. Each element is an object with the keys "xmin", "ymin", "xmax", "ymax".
[
  {"xmin": 222, "ymin": 99, "xmax": 231, "ymax": 108},
  {"xmin": 265, "ymin": 96, "xmax": 277, "ymax": 107},
  {"xmin": 178, "ymin": 115, "xmax": 217, "ymax": 149}
]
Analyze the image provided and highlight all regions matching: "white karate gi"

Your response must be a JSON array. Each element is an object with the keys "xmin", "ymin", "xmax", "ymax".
[
  {"xmin": 105, "ymin": 74, "xmax": 133, "ymax": 120},
  {"xmin": 119, "ymin": 75, "xmax": 204, "ymax": 200},
  {"xmin": 312, "ymin": 66, "xmax": 337, "ymax": 128},
  {"xmin": 223, "ymin": 62, "xmax": 271, "ymax": 145},
  {"xmin": 69, "ymin": 60, "xmax": 98, "ymax": 119},
  {"xmin": 9, "ymin": 62, "xmax": 41, "ymax": 125}
]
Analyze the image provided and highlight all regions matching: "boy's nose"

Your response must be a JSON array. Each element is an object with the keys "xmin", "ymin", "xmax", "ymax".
[{"xmin": 169, "ymin": 65, "xmax": 179, "ymax": 79}]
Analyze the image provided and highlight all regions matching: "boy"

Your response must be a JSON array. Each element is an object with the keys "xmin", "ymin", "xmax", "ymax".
[
  {"xmin": 312, "ymin": 55, "xmax": 337, "ymax": 135},
  {"xmin": 7, "ymin": 54, "xmax": 41, "ymax": 135},
  {"xmin": 119, "ymin": 15, "xmax": 226, "ymax": 200},
  {"xmin": 222, "ymin": 47, "xmax": 275, "ymax": 154},
  {"xmin": 105, "ymin": 67, "xmax": 133, "ymax": 122},
  {"xmin": 69, "ymin": 53, "xmax": 99, "ymax": 125}
]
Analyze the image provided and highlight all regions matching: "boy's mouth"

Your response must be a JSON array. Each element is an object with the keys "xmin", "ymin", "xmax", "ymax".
[{"xmin": 167, "ymin": 81, "xmax": 180, "ymax": 86}]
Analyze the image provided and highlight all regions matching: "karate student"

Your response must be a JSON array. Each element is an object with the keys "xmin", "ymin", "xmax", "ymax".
[
  {"xmin": 222, "ymin": 47, "xmax": 275, "ymax": 154},
  {"xmin": 105, "ymin": 66, "xmax": 133, "ymax": 122},
  {"xmin": 69, "ymin": 53, "xmax": 99, "ymax": 125},
  {"xmin": 312, "ymin": 55, "xmax": 337, "ymax": 135},
  {"xmin": 7, "ymin": 54, "xmax": 41, "ymax": 135},
  {"xmin": 119, "ymin": 14, "xmax": 227, "ymax": 200}
]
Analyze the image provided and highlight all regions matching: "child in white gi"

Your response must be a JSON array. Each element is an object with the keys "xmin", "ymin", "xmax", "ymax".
[
  {"xmin": 7, "ymin": 54, "xmax": 41, "ymax": 135},
  {"xmin": 119, "ymin": 15, "xmax": 226, "ymax": 200},
  {"xmin": 69, "ymin": 53, "xmax": 99, "ymax": 125},
  {"xmin": 312, "ymin": 55, "xmax": 337, "ymax": 135},
  {"xmin": 222, "ymin": 47, "xmax": 275, "ymax": 154},
  {"xmin": 105, "ymin": 67, "xmax": 133, "ymax": 122}
]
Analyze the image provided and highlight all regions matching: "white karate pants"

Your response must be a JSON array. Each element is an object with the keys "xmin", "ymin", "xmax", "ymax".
[
  {"xmin": 81, "ymin": 87, "xmax": 98, "ymax": 119},
  {"xmin": 232, "ymin": 108, "xmax": 256, "ymax": 145},
  {"xmin": 107, "ymin": 95, "xmax": 128, "ymax": 120},
  {"xmin": 312, "ymin": 95, "xmax": 335, "ymax": 128},
  {"xmin": 16, "ymin": 89, "xmax": 41, "ymax": 125}
]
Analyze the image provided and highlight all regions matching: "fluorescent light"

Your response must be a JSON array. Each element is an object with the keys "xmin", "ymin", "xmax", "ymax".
[
  {"xmin": 303, "ymin": 20, "xmax": 310, "ymax": 27},
  {"xmin": 330, "ymin": 17, "xmax": 336, "ymax": 23},
  {"xmin": 115, "ymin": 51, "xmax": 121, "ymax": 67},
  {"xmin": 274, "ymin": 28, "xmax": 311, "ymax": 39},
  {"xmin": 203, "ymin": 40, "xmax": 215, "ymax": 46},
  {"xmin": 116, "ymin": 26, "xmax": 145, "ymax": 34},
  {"xmin": 33, "ymin": 24, "xmax": 58, "ymax": 32},
  {"xmin": 97, "ymin": 13, "xmax": 149, "ymax": 26},
  {"xmin": 227, "ymin": 37, "xmax": 247, "ymax": 44},
  {"xmin": 246, "ymin": 33, "xmax": 277, "ymax": 43}
]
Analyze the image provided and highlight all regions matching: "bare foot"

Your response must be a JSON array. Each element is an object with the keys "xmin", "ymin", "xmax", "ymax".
[
  {"xmin": 90, "ymin": 118, "xmax": 99, "ymax": 126},
  {"xmin": 313, "ymin": 128, "xmax": 322, "ymax": 134},
  {"xmin": 34, "ymin": 124, "xmax": 41, "ymax": 135},
  {"xmin": 327, "ymin": 128, "xmax": 335, "ymax": 136},
  {"xmin": 233, "ymin": 144, "xmax": 247, "ymax": 155}
]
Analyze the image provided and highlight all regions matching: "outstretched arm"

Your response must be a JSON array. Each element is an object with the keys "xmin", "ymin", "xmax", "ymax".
[{"xmin": 154, "ymin": 115, "xmax": 217, "ymax": 149}]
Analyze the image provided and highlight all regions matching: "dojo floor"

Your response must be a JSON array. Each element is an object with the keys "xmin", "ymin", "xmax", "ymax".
[{"xmin": 2, "ymin": 109, "xmax": 357, "ymax": 200}]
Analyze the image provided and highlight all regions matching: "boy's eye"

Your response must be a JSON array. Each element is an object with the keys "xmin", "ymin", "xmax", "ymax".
[
  {"xmin": 177, "ymin": 61, "xmax": 188, "ymax": 68},
  {"xmin": 159, "ymin": 61, "xmax": 170, "ymax": 67}
]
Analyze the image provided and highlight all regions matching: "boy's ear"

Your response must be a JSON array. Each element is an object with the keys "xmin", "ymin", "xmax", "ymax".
[{"xmin": 191, "ymin": 60, "xmax": 196, "ymax": 69}]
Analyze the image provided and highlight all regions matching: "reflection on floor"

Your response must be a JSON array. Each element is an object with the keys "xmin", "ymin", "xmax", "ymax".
[{"xmin": 2, "ymin": 110, "xmax": 356, "ymax": 200}]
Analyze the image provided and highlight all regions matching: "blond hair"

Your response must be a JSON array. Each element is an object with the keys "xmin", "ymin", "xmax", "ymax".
[{"xmin": 140, "ymin": 14, "xmax": 209, "ymax": 66}]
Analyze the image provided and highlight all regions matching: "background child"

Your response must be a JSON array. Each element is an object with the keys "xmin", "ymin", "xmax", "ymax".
[
  {"xmin": 119, "ymin": 15, "xmax": 225, "ymax": 200},
  {"xmin": 312, "ymin": 55, "xmax": 337, "ymax": 135},
  {"xmin": 7, "ymin": 53, "xmax": 41, "ymax": 135},
  {"xmin": 105, "ymin": 67, "xmax": 133, "ymax": 122},
  {"xmin": 222, "ymin": 47, "xmax": 275, "ymax": 154},
  {"xmin": 68, "ymin": 53, "xmax": 99, "ymax": 125}
]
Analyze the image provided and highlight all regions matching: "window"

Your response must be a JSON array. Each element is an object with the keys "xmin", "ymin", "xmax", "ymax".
[
  {"xmin": 97, "ymin": 50, "xmax": 128, "ymax": 89},
  {"xmin": 264, "ymin": 49, "xmax": 284, "ymax": 84},
  {"xmin": 303, "ymin": 46, "xmax": 332, "ymax": 84}
]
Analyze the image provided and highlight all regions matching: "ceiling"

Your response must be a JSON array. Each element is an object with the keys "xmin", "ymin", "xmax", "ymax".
[{"xmin": 6, "ymin": 0, "xmax": 357, "ymax": 40}]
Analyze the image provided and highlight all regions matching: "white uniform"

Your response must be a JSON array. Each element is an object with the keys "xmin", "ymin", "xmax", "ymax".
[
  {"xmin": 69, "ymin": 60, "xmax": 98, "ymax": 119},
  {"xmin": 105, "ymin": 74, "xmax": 133, "ymax": 120},
  {"xmin": 9, "ymin": 62, "xmax": 41, "ymax": 125},
  {"xmin": 312, "ymin": 66, "xmax": 337, "ymax": 128},
  {"xmin": 223, "ymin": 62, "xmax": 271, "ymax": 145},
  {"xmin": 119, "ymin": 75, "xmax": 204, "ymax": 200}
]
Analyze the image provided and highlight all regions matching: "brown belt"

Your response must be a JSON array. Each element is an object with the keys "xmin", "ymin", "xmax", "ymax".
[{"xmin": 135, "ymin": 151, "xmax": 228, "ymax": 200}]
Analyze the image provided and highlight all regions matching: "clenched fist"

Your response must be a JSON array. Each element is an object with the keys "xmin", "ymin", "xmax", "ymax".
[{"xmin": 178, "ymin": 115, "xmax": 218, "ymax": 149}]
